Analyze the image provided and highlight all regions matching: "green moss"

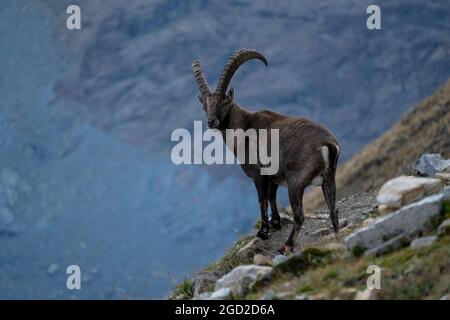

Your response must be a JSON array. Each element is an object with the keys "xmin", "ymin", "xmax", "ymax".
[
  {"xmin": 442, "ymin": 201, "xmax": 450, "ymax": 219},
  {"xmin": 324, "ymin": 269, "xmax": 340, "ymax": 280},
  {"xmin": 297, "ymin": 283, "xmax": 313, "ymax": 293},
  {"xmin": 204, "ymin": 235, "xmax": 254, "ymax": 275},
  {"xmin": 275, "ymin": 247, "xmax": 333, "ymax": 275},
  {"xmin": 247, "ymin": 235, "xmax": 450, "ymax": 300},
  {"xmin": 351, "ymin": 245, "xmax": 366, "ymax": 257}
]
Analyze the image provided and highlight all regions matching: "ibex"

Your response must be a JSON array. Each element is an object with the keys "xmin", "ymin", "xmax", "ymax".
[{"xmin": 192, "ymin": 49, "xmax": 340, "ymax": 255}]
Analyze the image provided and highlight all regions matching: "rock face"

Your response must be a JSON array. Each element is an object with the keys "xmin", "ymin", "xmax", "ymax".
[
  {"xmin": 376, "ymin": 175, "xmax": 442, "ymax": 212},
  {"xmin": 345, "ymin": 193, "xmax": 444, "ymax": 252},
  {"xmin": 214, "ymin": 265, "xmax": 272, "ymax": 297},
  {"xmin": 412, "ymin": 154, "xmax": 450, "ymax": 177}
]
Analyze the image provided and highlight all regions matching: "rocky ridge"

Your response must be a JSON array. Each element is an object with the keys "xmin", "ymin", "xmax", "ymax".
[{"xmin": 171, "ymin": 154, "xmax": 450, "ymax": 300}]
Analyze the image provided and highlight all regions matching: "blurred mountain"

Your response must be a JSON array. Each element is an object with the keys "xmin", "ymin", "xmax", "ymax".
[{"xmin": 42, "ymin": 0, "xmax": 450, "ymax": 160}]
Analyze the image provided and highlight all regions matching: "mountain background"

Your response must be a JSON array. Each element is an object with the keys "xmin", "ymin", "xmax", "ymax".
[{"xmin": 0, "ymin": 0, "xmax": 449, "ymax": 298}]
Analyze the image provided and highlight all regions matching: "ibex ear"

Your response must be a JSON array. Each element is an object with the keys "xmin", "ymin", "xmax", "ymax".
[
  {"xmin": 198, "ymin": 94, "xmax": 203, "ymax": 104},
  {"xmin": 226, "ymin": 87, "xmax": 234, "ymax": 104}
]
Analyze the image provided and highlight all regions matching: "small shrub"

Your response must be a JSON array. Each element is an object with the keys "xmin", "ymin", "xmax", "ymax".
[
  {"xmin": 171, "ymin": 278, "xmax": 194, "ymax": 300},
  {"xmin": 275, "ymin": 247, "xmax": 332, "ymax": 275},
  {"xmin": 351, "ymin": 245, "xmax": 366, "ymax": 257}
]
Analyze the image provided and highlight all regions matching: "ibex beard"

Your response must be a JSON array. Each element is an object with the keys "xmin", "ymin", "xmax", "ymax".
[
  {"xmin": 192, "ymin": 48, "xmax": 341, "ymax": 255},
  {"xmin": 171, "ymin": 121, "xmax": 280, "ymax": 175}
]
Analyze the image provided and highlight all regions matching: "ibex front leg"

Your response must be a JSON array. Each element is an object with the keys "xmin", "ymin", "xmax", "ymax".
[
  {"xmin": 254, "ymin": 175, "xmax": 270, "ymax": 240},
  {"xmin": 268, "ymin": 181, "xmax": 281, "ymax": 230}
]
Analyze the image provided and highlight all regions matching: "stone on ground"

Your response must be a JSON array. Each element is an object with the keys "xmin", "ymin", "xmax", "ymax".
[
  {"xmin": 438, "ymin": 218, "xmax": 450, "ymax": 237},
  {"xmin": 345, "ymin": 193, "xmax": 444, "ymax": 252},
  {"xmin": 208, "ymin": 287, "xmax": 231, "ymax": 300},
  {"xmin": 410, "ymin": 236, "xmax": 437, "ymax": 249},
  {"xmin": 412, "ymin": 153, "xmax": 450, "ymax": 177},
  {"xmin": 376, "ymin": 175, "xmax": 441, "ymax": 212},
  {"xmin": 214, "ymin": 265, "xmax": 273, "ymax": 297},
  {"xmin": 253, "ymin": 254, "xmax": 273, "ymax": 266}
]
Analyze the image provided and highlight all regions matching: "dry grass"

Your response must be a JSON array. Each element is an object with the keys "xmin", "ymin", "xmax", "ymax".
[{"xmin": 305, "ymin": 79, "xmax": 450, "ymax": 211}]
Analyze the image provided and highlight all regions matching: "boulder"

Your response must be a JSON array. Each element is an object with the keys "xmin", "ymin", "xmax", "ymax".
[
  {"xmin": 345, "ymin": 193, "xmax": 444, "ymax": 252},
  {"xmin": 193, "ymin": 292, "xmax": 212, "ymax": 300},
  {"xmin": 253, "ymin": 254, "xmax": 273, "ymax": 266},
  {"xmin": 412, "ymin": 154, "xmax": 450, "ymax": 177},
  {"xmin": 272, "ymin": 254, "xmax": 288, "ymax": 265},
  {"xmin": 208, "ymin": 287, "xmax": 231, "ymax": 300},
  {"xmin": 410, "ymin": 236, "xmax": 437, "ymax": 249},
  {"xmin": 376, "ymin": 175, "xmax": 441, "ymax": 212},
  {"xmin": 436, "ymin": 172, "xmax": 450, "ymax": 185},
  {"xmin": 260, "ymin": 289, "xmax": 275, "ymax": 300},
  {"xmin": 438, "ymin": 219, "xmax": 450, "ymax": 237},
  {"xmin": 193, "ymin": 272, "xmax": 219, "ymax": 298},
  {"xmin": 214, "ymin": 265, "xmax": 273, "ymax": 297}
]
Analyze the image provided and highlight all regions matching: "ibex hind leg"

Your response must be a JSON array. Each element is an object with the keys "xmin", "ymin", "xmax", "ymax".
[
  {"xmin": 278, "ymin": 183, "xmax": 306, "ymax": 255},
  {"xmin": 322, "ymin": 174, "xmax": 339, "ymax": 233}
]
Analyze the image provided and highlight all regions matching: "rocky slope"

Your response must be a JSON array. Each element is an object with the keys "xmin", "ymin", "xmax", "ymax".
[
  {"xmin": 305, "ymin": 78, "xmax": 450, "ymax": 211},
  {"xmin": 173, "ymin": 166, "xmax": 450, "ymax": 300},
  {"xmin": 171, "ymin": 80, "xmax": 450, "ymax": 300}
]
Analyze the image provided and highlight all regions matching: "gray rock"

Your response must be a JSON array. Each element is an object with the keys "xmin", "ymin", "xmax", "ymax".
[
  {"xmin": 345, "ymin": 193, "xmax": 444, "ymax": 251},
  {"xmin": 413, "ymin": 153, "xmax": 450, "ymax": 177},
  {"xmin": 260, "ymin": 289, "xmax": 275, "ymax": 300},
  {"xmin": 443, "ymin": 186, "xmax": 450, "ymax": 201},
  {"xmin": 364, "ymin": 233, "xmax": 411, "ymax": 258},
  {"xmin": 214, "ymin": 265, "xmax": 273, "ymax": 297},
  {"xmin": 208, "ymin": 287, "xmax": 231, "ymax": 300},
  {"xmin": 193, "ymin": 292, "xmax": 212, "ymax": 300},
  {"xmin": 193, "ymin": 272, "xmax": 219, "ymax": 298},
  {"xmin": 272, "ymin": 254, "xmax": 288, "ymax": 265},
  {"xmin": 438, "ymin": 219, "xmax": 450, "ymax": 237},
  {"xmin": 410, "ymin": 236, "xmax": 437, "ymax": 249}
]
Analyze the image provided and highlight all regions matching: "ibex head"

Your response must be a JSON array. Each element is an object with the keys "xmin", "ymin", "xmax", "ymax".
[{"xmin": 192, "ymin": 48, "xmax": 267, "ymax": 129}]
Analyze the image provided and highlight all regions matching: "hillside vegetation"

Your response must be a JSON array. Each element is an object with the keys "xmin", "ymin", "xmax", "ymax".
[{"xmin": 305, "ymin": 79, "xmax": 450, "ymax": 211}]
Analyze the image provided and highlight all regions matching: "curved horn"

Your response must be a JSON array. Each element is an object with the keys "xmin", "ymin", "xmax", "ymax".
[
  {"xmin": 215, "ymin": 48, "xmax": 267, "ymax": 97},
  {"xmin": 192, "ymin": 60, "xmax": 210, "ymax": 96}
]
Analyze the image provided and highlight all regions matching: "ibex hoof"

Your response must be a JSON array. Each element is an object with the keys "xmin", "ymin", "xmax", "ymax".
[
  {"xmin": 256, "ymin": 229, "xmax": 269, "ymax": 240},
  {"xmin": 278, "ymin": 244, "xmax": 293, "ymax": 256},
  {"xmin": 270, "ymin": 219, "xmax": 282, "ymax": 231}
]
